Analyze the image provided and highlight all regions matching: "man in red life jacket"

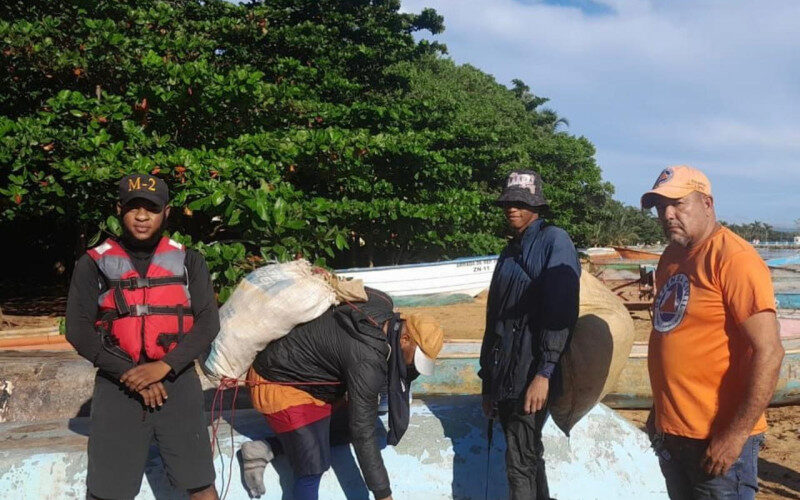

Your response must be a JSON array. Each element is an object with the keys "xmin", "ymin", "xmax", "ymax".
[{"xmin": 66, "ymin": 174, "xmax": 220, "ymax": 500}]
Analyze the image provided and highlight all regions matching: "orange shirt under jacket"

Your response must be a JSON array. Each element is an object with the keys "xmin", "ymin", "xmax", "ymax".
[{"xmin": 648, "ymin": 226, "xmax": 775, "ymax": 439}]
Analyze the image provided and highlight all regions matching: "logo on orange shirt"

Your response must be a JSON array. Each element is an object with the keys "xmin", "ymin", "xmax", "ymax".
[{"xmin": 654, "ymin": 273, "xmax": 690, "ymax": 332}]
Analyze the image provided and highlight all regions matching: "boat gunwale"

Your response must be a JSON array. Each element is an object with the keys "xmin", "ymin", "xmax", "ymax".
[
  {"xmin": 437, "ymin": 335, "xmax": 800, "ymax": 360},
  {"xmin": 334, "ymin": 255, "xmax": 498, "ymax": 274}
]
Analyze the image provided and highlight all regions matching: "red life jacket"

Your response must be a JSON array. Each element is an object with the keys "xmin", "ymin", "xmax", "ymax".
[{"xmin": 88, "ymin": 237, "xmax": 194, "ymax": 363}]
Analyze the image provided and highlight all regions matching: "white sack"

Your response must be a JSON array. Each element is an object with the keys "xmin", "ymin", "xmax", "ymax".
[{"xmin": 202, "ymin": 260, "xmax": 337, "ymax": 380}]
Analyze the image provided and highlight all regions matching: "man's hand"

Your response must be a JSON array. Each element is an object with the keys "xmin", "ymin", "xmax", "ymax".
[
  {"xmin": 138, "ymin": 382, "xmax": 168, "ymax": 409},
  {"xmin": 702, "ymin": 431, "xmax": 749, "ymax": 477},
  {"xmin": 523, "ymin": 375, "xmax": 549, "ymax": 414},
  {"xmin": 121, "ymin": 361, "xmax": 172, "ymax": 392},
  {"xmin": 699, "ymin": 310, "xmax": 782, "ymax": 477},
  {"xmin": 482, "ymin": 395, "xmax": 497, "ymax": 419}
]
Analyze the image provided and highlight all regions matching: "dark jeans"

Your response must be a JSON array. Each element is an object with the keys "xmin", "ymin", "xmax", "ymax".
[
  {"xmin": 498, "ymin": 400, "xmax": 551, "ymax": 500},
  {"xmin": 654, "ymin": 433, "xmax": 764, "ymax": 500},
  {"xmin": 268, "ymin": 402, "xmax": 351, "ymax": 478}
]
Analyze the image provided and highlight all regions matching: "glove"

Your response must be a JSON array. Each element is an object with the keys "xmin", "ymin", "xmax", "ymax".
[{"xmin": 241, "ymin": 439, "xmax": 275, "ymax": 498}]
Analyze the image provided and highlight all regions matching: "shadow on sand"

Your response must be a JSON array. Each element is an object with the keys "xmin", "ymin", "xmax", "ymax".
[{"xmin": 758, "ymin": 457, "xmax": 800, "ymax": 499}]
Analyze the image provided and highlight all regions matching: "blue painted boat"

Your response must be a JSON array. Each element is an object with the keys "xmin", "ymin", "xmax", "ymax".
[
  {"xmin": 776, "ymin": 293, "xmax": 800, "ymax": 309},
  {"xmin": 765, "ymin": 254, "xmax": 800, "ymax": 267},
  {"xmin": 425, "ymin": 332, "xmax": 800, "ymax": 409},
  {"xmin": 606, "ymin": 331, "xmax": 800, "ymax": 409},
  {"xmin": 0, "ymin": 396, "xmax": 668, "ymax": 499}
]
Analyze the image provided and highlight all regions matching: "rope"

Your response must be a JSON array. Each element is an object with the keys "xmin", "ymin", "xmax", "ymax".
[
  {"xmin": 208, "ymin": 375, "xmax": 342, "ymax": 500},
  {"xmin": 342, "ymin": 300, "xmax": 380, "ymax": 327}
]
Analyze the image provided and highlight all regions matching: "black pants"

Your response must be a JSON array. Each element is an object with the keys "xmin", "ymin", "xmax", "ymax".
[
  {"xmin": 498, "ymin": 399, "xmax": 550, "ymax": 500},
  {"xmin": 87, "ymin": 368, "xmax": 215, "ymax": 499}
]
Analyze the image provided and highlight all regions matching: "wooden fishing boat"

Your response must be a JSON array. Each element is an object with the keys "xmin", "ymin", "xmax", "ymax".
[
  {"xmin": 611, "ymin": 246, "xmax": 662, "ymax": 261},
  {"xmin": 766, "ymin": 255, "xmax": 800, "ymax": 300},
  {"xmin": 582, "ymin": 247, "xmax": 621, "ymax": 263},
  {"xmin": 336, "ymin": 253, "xmax": 660, "ymax": 308},
  {"xmin": 604, "ymin": 319, "xmax": 800, "ymax": 409},
  {"xmin": 335, "ymin": 256, "xmax": 497, "ymax": 305},
  {"xmin": 417, "ymin": 321, "xmax": 800, "ymax": 409},
  {"xmin": 0, "ymin": 325, "xmax": 71, "ymax": 350},
  {"xmin": 590, "ymin": 262, "xmax": 656, "ymax": 311}
]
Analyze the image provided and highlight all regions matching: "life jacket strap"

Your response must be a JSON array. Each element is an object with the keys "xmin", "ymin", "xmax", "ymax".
[
  {"xmin": 108, "ymin": 275, "xmax": 188, "ymax": 290},
  {"xmin": 156, "ymin": 305, "xmax": 188, "ymax": 349},
  {"xmin": 95, "ymin": 324, "xmax": 134, "ymax": 363},
  {"xmin": 113, "ymin": 286, "xmax": 131, "ymax": 317},
  {"xmin": 101, "ymin": 305, "xmax": 193, "ymax": 320}
]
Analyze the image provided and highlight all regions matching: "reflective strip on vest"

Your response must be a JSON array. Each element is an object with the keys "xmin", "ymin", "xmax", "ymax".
[
  {"xmin": 94, "ymin": 255, "xmax": 138, "ymax": 308},
  {"xmin": 149, "ymin": 240, "xmax": 191, "ymax": 300}
]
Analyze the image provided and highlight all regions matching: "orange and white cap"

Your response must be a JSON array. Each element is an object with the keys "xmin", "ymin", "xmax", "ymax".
[
  {"xmin": 641, "ymin": 165, "xmax": 712, "ymax": 209},
  {"xmin": 400, "ymin": 313, "xmax": 444, "ymax": 376}
]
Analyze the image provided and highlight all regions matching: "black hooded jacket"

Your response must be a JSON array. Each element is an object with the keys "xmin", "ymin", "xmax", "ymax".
[
  {"xmin": 479, "ymin": 219, "xmax": 581, "ymax": 403},
  {"xmin": 251, "ymin": 288, "xmax": 394, "ymax": 499}
]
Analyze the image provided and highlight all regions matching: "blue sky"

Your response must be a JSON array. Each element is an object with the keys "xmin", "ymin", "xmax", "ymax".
[{"xmin": 401, "ymin": 0, "xmax": 800, "ymax": 229}]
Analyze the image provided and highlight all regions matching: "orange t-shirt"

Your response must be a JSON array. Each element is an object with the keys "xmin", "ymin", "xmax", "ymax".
[{"xmin": 648, "ymin": 226, "xmax": 775, "ymax": 438}]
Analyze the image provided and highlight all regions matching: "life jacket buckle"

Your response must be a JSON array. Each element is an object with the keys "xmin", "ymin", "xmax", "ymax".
[
  {"xmin": 134, "ymin": 277, "xmax": 150, "ymax": 288},
  {"xmin": 131, "ymin": 304, "xmax": 150, "ymax": 316}
]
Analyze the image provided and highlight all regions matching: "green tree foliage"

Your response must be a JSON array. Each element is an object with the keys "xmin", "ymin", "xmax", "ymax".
[
  {"xmin": 1, "ymin": 0, "xmax": 623, "ymax": 298},
  {"xmin": 721, "ymin": 220, "xmax": 797, "ymax": 242},
  {"xmin": 587, "ymin": 199, "xmax": 663, "ymax": 246}
]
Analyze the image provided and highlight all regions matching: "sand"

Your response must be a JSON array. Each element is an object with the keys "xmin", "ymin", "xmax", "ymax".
[{"xmin": 399, "ymin": 298, "xmax": 800, "ymax": 499}]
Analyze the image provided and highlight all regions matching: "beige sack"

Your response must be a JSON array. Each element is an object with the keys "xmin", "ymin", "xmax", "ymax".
[
  {"xmin": 326, "ymin": 274, "xmax": 369, "ymax": 303},
  {"xmin": 550, "ymin": 269, "xmax": 636, "ymax": 435},
  {"xmin": 202, "ymin": 260, "xmax": 338, "ymax": 381}
]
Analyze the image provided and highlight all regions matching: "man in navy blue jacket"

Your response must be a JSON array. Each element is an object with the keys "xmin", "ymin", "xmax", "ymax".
[{"xmin": 479, "ymin": 170, "xmax": 581, "ymax": 500}]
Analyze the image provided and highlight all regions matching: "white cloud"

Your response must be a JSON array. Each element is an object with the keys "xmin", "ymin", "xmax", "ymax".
[{"xmin": 402, "ymin": 0, "xmax": 800, "ymax": 225}]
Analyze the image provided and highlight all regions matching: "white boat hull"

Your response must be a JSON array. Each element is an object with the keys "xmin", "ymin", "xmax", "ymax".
[{"xmin": 335, "ymin": 256, "xmax": 498, "ymax": 298}]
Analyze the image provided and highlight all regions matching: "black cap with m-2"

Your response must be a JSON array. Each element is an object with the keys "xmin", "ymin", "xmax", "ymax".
[
  {"xmin": 118, "ymin": 173, "xmax": 169, "ymax": 210},
  {"xmin": 495, "ymin": 169, "xmax": 548, "ymax": 208}
]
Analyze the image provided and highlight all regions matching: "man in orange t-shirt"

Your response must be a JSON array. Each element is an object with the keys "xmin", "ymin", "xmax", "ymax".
[{"xmin": 641, "ymin": 165, "xmax": 784, "ymax": 499}]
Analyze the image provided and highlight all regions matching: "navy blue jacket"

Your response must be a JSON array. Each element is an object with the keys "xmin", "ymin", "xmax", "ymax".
[{"xmin": 479, "ymin": 219, "xmax": 581, "ymax": 403}]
